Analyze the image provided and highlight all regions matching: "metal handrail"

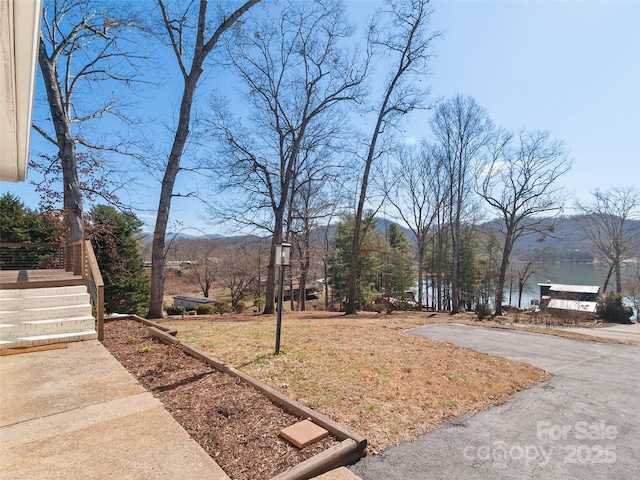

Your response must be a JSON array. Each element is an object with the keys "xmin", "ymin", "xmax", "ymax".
[{"xmin": 0, "ymin": 242, "xmax": 63, "ymax": 270}]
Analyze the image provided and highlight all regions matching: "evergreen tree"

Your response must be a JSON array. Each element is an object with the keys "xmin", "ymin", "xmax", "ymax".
[
  {"xmin": 382, "ymin": 223, "xmax": 415, "ymax": 301},
  {"xmin": 0, "ymin": 194, "xmax": 63, "ymax": 269},
  {"xmin": 0, "ymin": 194, "xmax": 62, "ymax": 243},
  {"xmin": 332, "ymin": 213, "xmax": 384, "ymax": 309},
  {"xmin": 88, "ymin": 205, "xmax": 150, "ymax": 315},
  {"xmin": 458, "ymin": 225, "xmax": 483, "ymax": 311}
]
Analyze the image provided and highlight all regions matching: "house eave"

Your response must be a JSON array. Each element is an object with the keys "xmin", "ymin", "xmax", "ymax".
[{"xmin": 0, "ymin": 0, "xmax": 42, "ymax": 182}]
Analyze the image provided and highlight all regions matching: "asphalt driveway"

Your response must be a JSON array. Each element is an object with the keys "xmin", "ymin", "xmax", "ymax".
[{"xmin": 350, "ymin": 324, "xmax": 640, "ymax": 480}]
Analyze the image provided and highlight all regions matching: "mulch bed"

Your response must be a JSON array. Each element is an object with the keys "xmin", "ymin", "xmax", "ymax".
[{"xmin": 103, "ymin": 319, "xmax": 339, "ymax": 480}]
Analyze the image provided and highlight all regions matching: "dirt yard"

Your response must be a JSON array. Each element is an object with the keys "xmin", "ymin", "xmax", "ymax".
[{"xmin": 160, "ymin": 311, "xmax": 551, "ymax": 453}]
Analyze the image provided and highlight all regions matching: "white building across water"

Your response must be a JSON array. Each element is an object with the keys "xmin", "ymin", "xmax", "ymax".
[{"xmin": 538, "ymin": 283, "xmax": 601, "ymax": 314}]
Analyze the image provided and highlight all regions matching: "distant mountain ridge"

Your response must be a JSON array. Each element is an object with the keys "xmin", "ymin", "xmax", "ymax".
[
  {"xmin": 140, "ymin": 215, "xmax": 640, "ymax": 263},
  {"xmin": 502, "ymin": 215, "xmax": 640, "ymax": 261}
]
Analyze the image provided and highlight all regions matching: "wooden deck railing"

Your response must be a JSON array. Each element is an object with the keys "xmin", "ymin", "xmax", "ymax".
[
  {"xmin": 0, "ymin": 240, "xmax": 105, "ymax": 341},
  {"xmin": 65, "ymin": 240, "xmax": 105, "ymax": 341},
  {"xmin": 85, "ymin": 241, "xmax": 105, "ymax": 341}
]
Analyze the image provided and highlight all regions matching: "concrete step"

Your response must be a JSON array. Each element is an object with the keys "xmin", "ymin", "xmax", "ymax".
[
  {"xmin": 0, "ymin": 292, "xmax": 90, "ymax": 310},
  {"xmin": 0, "ymin": 285, "xmax": 88, "ymax": 298},
  {"xmin": 0, "ymin": 304, "xmax": 92, "ymax": 323},
  {"xmin": 0, "ymin": 285, "xmax": 95, "ymax": 350},
  {"xmin": 0, "ymin": 330, "xmax": 98, "ymax": 349},
  {"xmin": 0, "ymin": 317, "xmax": 96, "ymax": 341}
]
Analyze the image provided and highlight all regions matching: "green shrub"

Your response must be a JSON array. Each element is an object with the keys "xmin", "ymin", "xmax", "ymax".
[
  {"xmin": 596, "ymin": 291, "xmax": 633, "ymax": 323},
  {"xmin": 475, "ymin": 303, "xmax": 492, "ymax": 321},
  {"xmin": 234, "ymin": 301, "xmax": 246, "ymax": 314},
  {"xmin": 215, "ymin": 301, "xmax": 233, "ymax": 314},
  {"xmin": 166, "ymin": 305, "xmax": 185, "ymax": 316},
  {"xmin": 195, "ymin": 304, "xmax": 214, "ymax": 315},
  {"xmin": 89, "ymin": 205, "xmax": 150, "ymax": 315},
  {"xmin": 389, "ymin": 298, "xmax": 417, "ymax": 311}
]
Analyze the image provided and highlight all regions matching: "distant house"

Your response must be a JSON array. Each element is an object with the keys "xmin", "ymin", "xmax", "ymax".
[
  {"xmin": 538, "ymin": 283, "xmax": 600, "ymax": 314},
  {"xmin": 173, "ymin": 295, "xmax": 216, "ymax": 311},
  {"xmin": 281, "ymin": 280, "xmax": 323, "ymax": 301}
]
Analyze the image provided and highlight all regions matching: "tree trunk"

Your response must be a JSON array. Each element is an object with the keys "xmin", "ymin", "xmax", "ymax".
[
  {"xmin": 345, "ymin": 4, "xmax": 425, "ymax": 313},
  {"xmin": 61, "ymin": 137, "xmax": 85, "ymax": 243},
  {"xmin": 436, "ymin": 229, "xmax": 443, "ymax": 310},
  {"xmin": 299, "ymin": 245, "xmax": 309, "ymax": 311},
  {"xmin": 263, "ymin": 215, "xmax": 284, "ymax": 314},
  {"xmin": 324, "ymin": 259, "xmax": 330, "ymax": 310},
  {"xmin": 615, "ymin": 258, "xmax": 622, "ymax": 294},
  {"xmin": 346, "ymin": 210, "xmax": 363, "ymax": 314},
  {"xmin": 38, "ymin": 40, "xmax": 85, "ymax": 243},
  {"xmin": 263, "ymin": 242, "xmax": 277, "ymax": 314},
  {"xmin": 148, "ymin": 76, "xmax": 200, "ymax": 318},
  {"xmin": 301, "ymin": 221, "xmax": 312, "ymax": 311},
  {"xmin": 517, "ymin": 279, "xmax": 524, "ymax": 309},
  {"xmin": 416, "ymin": 235, "xmax": 425, "ymax": 308},
  {"xmin": 346, "ymin": 112, "xmax": 386, "ymax": 314},
  {"xmin": 494, "ymin": 236, "xmax": 514, "ymax": 315},
  {"xmin": 299, "ymin": 271, "xmax": 306, "ymax": 311},
  {"xmin": 450, "ymin": 220, "xmax": 460, "ymax": 313},
  {"xmin": 346, "ymin": 186, "xmax": 367, "ymax": 313},
  {"xmin": 257, "ymin": 252, "xmax": 262, "ymax": 311},
  {"xmin": 602, "ymin": 263, "xmax": 614, "ymax": 292},
  {"xmin": 149, "ymin": 0, "xmax": 262, "ymax": 318}
]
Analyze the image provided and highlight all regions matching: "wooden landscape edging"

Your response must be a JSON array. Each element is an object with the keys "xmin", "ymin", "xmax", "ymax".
[
  {"xmin": 0, "ymin": 342, "xmax": 68, "ymax": 356},
  {"xmin": 116, "ymin": 315, "xmax": 367, "ymax": 480}
]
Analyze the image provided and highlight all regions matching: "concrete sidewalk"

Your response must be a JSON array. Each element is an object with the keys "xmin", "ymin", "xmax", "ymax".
[
  {"xmin": 560, "ymin": 322, "xmax": 640, "ymax": 343},
  {"xmin": 0, "ymin": 340, "xmax": 230, "ymax": 480}
]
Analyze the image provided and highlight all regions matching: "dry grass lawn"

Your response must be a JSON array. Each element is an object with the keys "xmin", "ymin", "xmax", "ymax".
[{"xmin": 162, "ymin": 311, "xmax": 551, "ymax": 453}]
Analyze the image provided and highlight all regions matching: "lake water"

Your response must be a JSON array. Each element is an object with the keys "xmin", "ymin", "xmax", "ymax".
[{"xmin": 508, "ymin": 261, "xmax": 638, "ymax": 309}]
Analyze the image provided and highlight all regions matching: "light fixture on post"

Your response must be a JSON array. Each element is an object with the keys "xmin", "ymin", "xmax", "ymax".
[{"xmin": 275, "ymin": 242, "xmax": 291, "ymax": 355}]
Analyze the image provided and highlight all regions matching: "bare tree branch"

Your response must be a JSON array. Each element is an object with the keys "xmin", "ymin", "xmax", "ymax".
[
  {"xmin": 346, "ymin": 0, "xmax": 440, "ymax": 314},
  {"xmin": 577, "ymin": 186, "xmax": 640, "ymax": 293},
  {"xmin": 479, "ymin": 129, "xmax": 572, "ymax": 312},
  {"xmin": 148, "ymin": 0, "xmax": 262, "ymax": 318},
  {"xmin": 205, "ymin": 0, "xmax": 365, "ymax": 314}
]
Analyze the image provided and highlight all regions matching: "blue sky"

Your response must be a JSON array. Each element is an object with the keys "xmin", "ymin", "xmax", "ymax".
[
  {"xmin": 2, "ymin": 0, "xmax": 639, "ymax": 234},
  {"xmin": 421, "ymin": 0, "xmax": 640, "ymax": 209}
]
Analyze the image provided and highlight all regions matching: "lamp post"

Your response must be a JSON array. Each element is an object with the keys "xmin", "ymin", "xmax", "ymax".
[{"xmin": 275, "ymin": 242, "xmax": 291, "ymax": 355}]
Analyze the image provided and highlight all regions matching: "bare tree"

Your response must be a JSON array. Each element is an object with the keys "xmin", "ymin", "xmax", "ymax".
[
  {"xmin": 246, "ymin": 236, "xmax": 269, "ymax": 312},
  {"xmin": 431, "ymin": 94, "xmax": 493, "ymax": 313},
  {"xmin": 345, "ymin": 0, "xmax": 439, "ymax": 314},
  {"xmin": 290, "ymin": 175, "xmax": 332, "ymax": 311},
  {"xmin": 207, "ymin": 0, "xmax": 366, "ymax": 314},
  {"xmin": 577, "ymin": 186, "xmax": 640, "ymax": 293},
  {"xmin": 479, "ymin": 129, "xmax": 570, "ymax": 313},
  {"xmin": 315, "ymin": 184, "xmax": 347, "ymax": 311},
  {"xmin": 509, "ymin": 254, "xmax": 545, "ymax": 309},
  {"xmin": 147, "ymin": 0, "xmax": 261, "ymax": 318},
  {"xmin": 476, "ymin": 225, "xmax": 501, "ymax": 308},
  {"xmin": 287, "ymin": 144, "xmax": 348, "ymax": 312},
  {"xmin": 385, "ymin": 143, "xmax": 443, "ymax": 307},
  {"xmin": 429, "ymin": 183, "xmax": 451, "ymax": 310},
  {"xmin": 182, "ymin": 238, "xmax": 220, "ymax": 297},
  {"xmin": 219, "ymin": 243, "xmax": 258, "ymax": 309},
  {"xmin": 36, "ymin": 0, "xmax": 147, "ymax": 242}
]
